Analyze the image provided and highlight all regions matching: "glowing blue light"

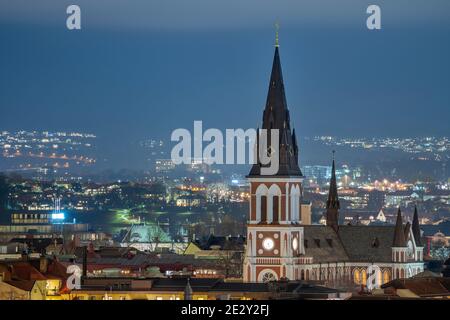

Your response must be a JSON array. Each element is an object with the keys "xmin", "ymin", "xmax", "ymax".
[
  {"xmin": 51, "ymin": 213, "xmax": 65, "ymax": 220},
  {"xmin": 231, "ymin": 179, "xmax": 239, "ymax": 184}
]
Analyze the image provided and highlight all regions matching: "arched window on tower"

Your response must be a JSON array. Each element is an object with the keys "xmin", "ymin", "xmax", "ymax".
[
  {"xmin": 290, "ymin": 185, "xmax": 300, "ymax": 222},
  {"xmin": 255, "ymin": 184, "xmax": 269, "ymax": 223},
  {"xmin": 272, "ymin": 195, "xmax": 280, "ymax": 223},
  {"xmin": 268, "ymin": 184, "xmax": 282, "ymax": 223},
  {"xmin": 261, "ymin": 195, "xmax": 267, "ymax": 223}
]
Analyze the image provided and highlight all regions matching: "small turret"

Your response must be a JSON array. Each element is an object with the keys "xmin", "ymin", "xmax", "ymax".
[
  {"xmin": 412, "ymin": 205, "xmax": 422, "ymax": 246},
  {"xmin": 393, "ymin": 208, "xmax": 406, "ymax": 247},
  {"xmin": 184, "ymin": 278, "xmax": 193, "ymax": 300}
]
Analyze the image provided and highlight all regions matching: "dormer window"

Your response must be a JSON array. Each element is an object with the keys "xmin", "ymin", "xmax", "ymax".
[{"xmin": 371, "ymin": 237, "xmax": 380, "ymax": 248}]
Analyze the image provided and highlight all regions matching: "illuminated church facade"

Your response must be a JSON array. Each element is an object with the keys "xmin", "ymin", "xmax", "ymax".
[{"xmin": 243, "ymin": 39, "xmax": 425, "ymax": 288}]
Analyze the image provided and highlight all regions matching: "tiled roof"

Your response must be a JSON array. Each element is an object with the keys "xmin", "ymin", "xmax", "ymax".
[
  {"xmin": 77, "ymin": 278, "xmax": 341, "ymax": 296},
  {"xmin": 303, "ymin": 226, "xmax": 349, "ymax": 263},
  {"xmin": 200, "ymin": 235, "xmax": 245, "ymax": 250},
  {"xmin": 5, "ymin": 280, "xmax": 36, "ymax": 292},
  {"xmin": 9, "ymin": 262, "xmax": 47, "ymax": 281},
  {"xmin": 45, "ymin": 259, "xmax": 69, "ymax": 279},
  {"xmin": 338, "ymin": 225, "xmax": 395, "ymax": 262},
  {"xmin": 77, "ymin": 252, "xmax": 218, "ymax": 270},
  {"xmin": 381, "ymin": 278, "xmax": 450, "ymax": 297}
]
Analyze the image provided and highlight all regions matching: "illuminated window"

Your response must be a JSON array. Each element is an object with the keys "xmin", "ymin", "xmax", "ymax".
[
  {"xmin": 383, "ymin": 270, "xmax": 390, "ymax": 284},
  {"xmin": 354, "ymin": 269, "xmax": 361, "ymax": 285},
  {"xmin": 377, "ymin": 270, "xmax": 382, "ymax": 286},
  {"xmin": 361, "ymin": 270, "xmax": 367, "ymax": 286}
]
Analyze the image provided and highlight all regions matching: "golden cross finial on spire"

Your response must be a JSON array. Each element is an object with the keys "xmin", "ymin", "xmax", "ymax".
[{"xmin": 275, "ymin": 22, "xmax": 280, "ymax": 47}]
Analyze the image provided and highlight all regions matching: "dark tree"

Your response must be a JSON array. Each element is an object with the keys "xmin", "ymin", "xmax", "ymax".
[{"xmin": 0, "ymin": 174, "xmax": 10, "ymax": 212}]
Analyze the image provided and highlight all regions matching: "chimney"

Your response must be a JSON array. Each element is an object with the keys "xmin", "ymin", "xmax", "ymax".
[
  {"xmin": 82, "ymin": 245, "xmax": 87, "ymax": 280},
  {"xmin": 21, "ymin": 251, "xmax": 28, "ymax": 261}
]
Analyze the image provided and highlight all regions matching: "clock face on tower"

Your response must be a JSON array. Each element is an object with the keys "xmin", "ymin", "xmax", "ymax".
[
  {"xmin": 257, "ymin": 232, "xmax": 280, "ymax": 256},
  {"xmin": 262, "ymin": 238, "xmax": 275, "ymax": 251},
  {"xmin": 292, "ymin": 237, "xmax": 298, "ymax": 251}
]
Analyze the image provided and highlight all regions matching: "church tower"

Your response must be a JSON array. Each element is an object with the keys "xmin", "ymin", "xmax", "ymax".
[
  {"xmin": 326, "ymin": 153, "xmax": 340, "ymax": 232},
  {"xmin": 392, "ymin": 208, "xmax": 408, "ymax": 279},
  {"xmin": 243, "ymin": 32, "xmax": 305, "ymax": 282}
]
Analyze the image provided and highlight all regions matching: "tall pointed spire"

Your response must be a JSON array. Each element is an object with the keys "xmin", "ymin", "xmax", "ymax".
[
  {"xmin": 326, "ymin": 151, "xmax": 340, "ymax": 231},
  {"xmin": 393, "ymin": 207, "xmax": 407, "ymax": 247},
  {"xmin": 327, "ymin": 151, "xmax": 340, "ymax": 210},
  {"xmin": 248, "ymin": 33, "xmax": 302, "ymax": 177},
  {"xmin": 412, "ymin": 205, "xmax": 422, "ymax": 246},
  {"xmin": 263, "ymin": 46, "xmax": 288, "ymax": 129}
]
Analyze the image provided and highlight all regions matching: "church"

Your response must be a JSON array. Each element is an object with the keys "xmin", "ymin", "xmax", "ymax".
[{"xmin": 243, "ymin": 37, "xmax": 425, "ymax": 288}]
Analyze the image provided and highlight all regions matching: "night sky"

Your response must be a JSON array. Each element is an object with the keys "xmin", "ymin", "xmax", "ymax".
[{"xmin": 1, "ymin": 0, "xmax": 449, "ymax": 168}]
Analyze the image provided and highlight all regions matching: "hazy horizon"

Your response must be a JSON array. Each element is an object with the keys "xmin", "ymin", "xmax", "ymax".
[{"xmin": 1, "ymin": 1, "xmax": 449, "ymax": 169}]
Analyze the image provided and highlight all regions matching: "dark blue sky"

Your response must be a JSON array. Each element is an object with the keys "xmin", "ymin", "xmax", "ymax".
[{"xmin": 1, "ymin": 1, "xmax": 449, "ymax": 168}]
